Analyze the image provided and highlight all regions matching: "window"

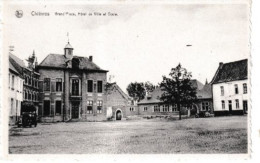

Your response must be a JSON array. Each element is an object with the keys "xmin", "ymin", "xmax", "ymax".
[
  {"xmin": 97, "ymin": 100, "xmax": 103, "ymax": 113},
  {"xmin": 34, "ymin": 79, "xmax": 37, "ymax": 88},
  {"xmin": 154, "ymin": 105, "xmax": 160, "ymax": 112},
  {"xmin": 97, "ymin": 81, "xmax": 103, "ymax": 93},
  {"xmin": 243, "ymin": 83, "xmax": 247, "ymax": 94},
  {"xmin": 43, "ymin": 100, "xmax": 50, "ymax": 116},
  {"xmin": 87, "ymin": 80, "xmax": 93, "ymax": 92},
  {"xmin": 202, "ymin": 102, "xmax": 209, "ymax": 111},
  {"xmin": 143, "ymin": 107, "xmax": 148, "ymax": 112},
  {"xmin": 10, "ymin": 98, "xmax": 14, "ymax": 115},
  {"xmin": 32, "ymin": 93, "xmax": 34, "ymax": 101},
  {"xmin": 87, "ymin": 100, "xmax": 93, "ymax": 114},
  {"xmin": 32, "ymin": 78, "xmax": 34, "ymax": 87},
  {"xmin": 162, "ymin": 105, "xmax": 169, "ymax": 112},
  {"xmin": 28, "ymin": 77, "xmax": 32, "ymax": 85},
  {"xmin": 130, "ymin": 107, "xmax": 134, "ymax": 111},
  {"xmin": 172, "ymin": 104, "xmax": 178, "ymax": 112},
  {"xmin": 221, "ymin": 100, "xmax": 225, "ymax": 110},
  {"xmin": 44, "ymin": 78, "xmax": 50, "ymax": 91},
  {"xmin": 56, "ymin": 78, "xmax": 62, "ymax": 92},
  {"xmin": 25, "ymin": 76, "xmax": 28, "ymax": 84},
  {"xmin": 220, "ymin": 86, "xmax": 224, "ymax": 96},
  {"xmin": 72, "ymin": 79, "xmax": 79, "ymax": 96},
  {"xmin": 11, "ymin": 75, "xmax": 14, "ymax": 90},
  {"xmin": 25, "ymin": 91, "xmax": 28, "ymax": 100},
  {"xmin": 55, "ymin": 101, "xmax": 62, "ymax": 115},
  {"xmin": 235, "ymin": 99, "xmax": 239, "ymax": 109},
  {"xmin": 234, "ymin": 84, "xmax": 239, "ymax": 94}
]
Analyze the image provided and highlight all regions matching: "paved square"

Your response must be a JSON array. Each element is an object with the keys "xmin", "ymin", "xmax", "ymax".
[{"xmin": 9, "ymin": 116, "xmax": 247, "ymax": 154}]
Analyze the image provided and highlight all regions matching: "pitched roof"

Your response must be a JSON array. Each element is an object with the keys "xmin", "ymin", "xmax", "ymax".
[
  {"xmin": 9, "ymin": 61, "xmax": 19, "ymax": 74},
  {"xmin": 197, "ymin": 84, "xmax": 212, "ymax": 99},
  {"xmin": 105, "ymin": 82, "xmax": 131, "ymax": 100},
  {"xmin": 138, "ymin": 79, "xmax": 206, "ymax": 105},
  {"xmin": 38, "ymin": 54, "xmax": 107, "ymax": 72},
  {"xmin": 211, "ymin": 59, "xmax": 248, "ymax": 84},
  {"xmin": 138, "ymin": 87, "xmax": 163, "ymax": 104},
  {"xmin": 190, "ymin": 79, "xmax": 204, "ymax": 90},
  {"xmin": 9, "ymin": 53, "xmax": 25, "ymax": 75},
  {"xmin": 65, "ymin": 42, "xmax": 73, "ymax": 49}
]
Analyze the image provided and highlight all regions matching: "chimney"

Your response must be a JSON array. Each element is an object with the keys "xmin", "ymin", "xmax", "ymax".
[
  {"xmin": 89, "ymin": 56, "xmax": 93, "ymax": 62},
  {"xmin": 219, "ymin": 62, "xmax": 223, "ymax": 69}
]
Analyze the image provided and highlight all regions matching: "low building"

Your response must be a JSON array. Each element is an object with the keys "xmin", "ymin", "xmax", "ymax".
[
  {"xmin": 105, "ymin": 82, "xmax": 137, "ymax": 120},
  {"xmin": 37, "ymin": 42, "xmax": 108, "ymax": 122},
  {"xmin": 195, "ymin": 82, "xmax": 214, "ymax": 114},
  {"xmin": 9, "ymin": 54, "xmax": 24, "ymax": 125},
  {"xmin": 138, "ymin": 80, "xmax": 205, "ymax": 116},
  {"xmin": 211, "ymin": 59, "xmax": 248, "ymax": 116}
]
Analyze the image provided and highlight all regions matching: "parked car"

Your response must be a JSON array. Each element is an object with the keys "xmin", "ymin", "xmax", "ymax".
[
  {"xmin": 17, "ymin": 112, "xmax": 37, "ymax": 127},
  {"xmin": 195, "ymin": 111, "xmax": 211, "ymax": 118}
]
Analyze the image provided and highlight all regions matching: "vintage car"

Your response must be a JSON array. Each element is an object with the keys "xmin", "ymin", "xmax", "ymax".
[
  {"xmin": 195, "ymin": 111, "xmax": 211, "ymax": 118},
  {"xmin": 17, "ymin": 112, "xmax": 37, "ymax": 127}
]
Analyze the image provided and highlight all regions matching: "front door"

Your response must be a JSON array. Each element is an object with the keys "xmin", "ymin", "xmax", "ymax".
[
  {"xmin": 243, "ymin": 100, "xmax": 248, "ymax": 114},
  {"xmin": 228, "ymin": 100, "xmax": 232, "ymax": 113},
  {"xmin": 71, "ymin": 102, "xmax": 79, "ymax": 119},
  {"xmin": 116, "ymin": 110, "xmax": 122, "ymax": 120}
]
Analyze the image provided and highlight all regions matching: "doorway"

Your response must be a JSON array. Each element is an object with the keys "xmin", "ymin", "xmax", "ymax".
[
  {"xmin": 116, "ymin": 110, "xmax": 122, "ymax": 120},
  {"xmin": 243, "ymin": 100, "xmax": 248, "ymax": 114},
  {"xmin": 71, "ymin": 102, "xmax": 80, "ymax": 119},
  {"xmin": 228, "ymin": 100, "xmax": 232, "ymax": 113}
]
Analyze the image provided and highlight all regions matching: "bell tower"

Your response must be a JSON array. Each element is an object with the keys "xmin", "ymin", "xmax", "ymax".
[{"xmin": 64, "ymin": 42, "xmax": 73, "ymax": 59}]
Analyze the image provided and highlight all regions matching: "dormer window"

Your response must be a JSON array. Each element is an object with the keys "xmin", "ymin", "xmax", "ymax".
[{"xmin": 72, "ymin": 58, "xmax": 80, "ymax": 69}]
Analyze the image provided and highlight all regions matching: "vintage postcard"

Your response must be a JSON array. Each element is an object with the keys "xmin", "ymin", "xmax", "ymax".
[{"xmin": 0, "ymin": 0, "xmax": 255, "ymax": 161}]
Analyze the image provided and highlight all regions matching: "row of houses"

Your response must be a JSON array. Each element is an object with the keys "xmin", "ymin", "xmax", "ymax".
[{"xmin": 8, "ymin": 41, "xmax": 248, "ymax": 124}]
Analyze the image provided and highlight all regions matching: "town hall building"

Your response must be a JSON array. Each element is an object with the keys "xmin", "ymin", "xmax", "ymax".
[{"xmin": 37, "ymin": 42, "xmax": 108, "ymax": 122}]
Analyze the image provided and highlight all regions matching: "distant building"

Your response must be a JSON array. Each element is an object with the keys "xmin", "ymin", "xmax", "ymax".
[
  {"xmin": 138, "ymin": 79, "xmax": 207, "ymax": 116},
  {"xmin": 9, "ymin": 52, "xmax": 40, "ymax": 123},
  {"xmin": 22, "ymin": 51, "xmax": 40, "ymax": 113},
  {"xmin": 211, "ymin": 59, "xmax": 248, "ymax": 116},
  {"xmin": 9, "ymin": 54, "xmax": 24, "ymax": 125},
  {"xmin": 195, "ymin": 82, "xmax": 214, "ymax": 114},
  {"xmin": 37, "ymin": 42, "xmax": 108, "ymax": 122},
  {"xmin": 105, "ymin": 82, "xmax": 137, "ymax": 120}
]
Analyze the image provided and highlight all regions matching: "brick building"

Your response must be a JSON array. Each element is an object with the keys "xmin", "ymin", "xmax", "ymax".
[
  {"xmin": 22, "ymin": 51, "xmax": 40, "ymax": 113},
  {"xmin": 105, "ymin": 82, "xmax": 137, "ymax": 120},
  {"xmin": 37, "ymin": 42, "xmax": 108, "ymax": 122}
]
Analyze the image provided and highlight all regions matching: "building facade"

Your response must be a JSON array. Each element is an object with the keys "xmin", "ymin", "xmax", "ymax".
[
  {"xmin": 137, "ymin": 80, "xmax": 206, "ymax": 116},
  {"xmin": 9, "ymin": 54, "xmax": 24, "ymax": 125},
  {"xmin": 105, "ymin": 82, "xmax": 137, "ymax": 120},
  {"xmin": 22, "ymin": 52, "xmax": 40, "ymax": 114},
  {"xmin": 195, "ymin": 82, "xmax": 214, "ymax": 114},
  {"xmin": 211, "ymin": 59, "xmax": 248, "ymax": 116},
  {"xmin": 37, "ymin": 42, "xmax": 108, "ymax": 122}
]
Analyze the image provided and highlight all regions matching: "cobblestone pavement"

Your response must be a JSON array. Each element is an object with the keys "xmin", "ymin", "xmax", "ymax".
[{"xmin": 9, "ymin": 116, "xmax": 247, "ymax": 154}]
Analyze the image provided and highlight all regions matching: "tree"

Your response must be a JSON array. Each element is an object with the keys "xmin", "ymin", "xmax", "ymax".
[
  {"xmin": 126, "ymin": 82, "xmax": 146, "ymax": 102},
  {"xmin": 144, "ymin": 81, "xmax": 156, "ymax": 94},
  {"xmin": 160, "ymin": 64, "xmax": 197, "ymax": 120}
]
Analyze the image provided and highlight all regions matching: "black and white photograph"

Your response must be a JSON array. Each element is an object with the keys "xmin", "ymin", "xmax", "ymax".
[{"xmin": 1, "ymin": 0, "xmax": 257, "ymax": 160}]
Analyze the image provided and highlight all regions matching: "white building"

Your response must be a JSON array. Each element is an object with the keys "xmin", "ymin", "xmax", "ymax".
[
  {"xmin": 211, "ymin": 59, "xmax": 248, "ymax": 116},
  {"xmin": 9, "ymin": 55, "xmax": 24, "ymax": 125}
]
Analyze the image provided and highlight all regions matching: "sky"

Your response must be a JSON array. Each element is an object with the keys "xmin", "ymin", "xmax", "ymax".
[{"xmin": 4, "ymin": 1, "xmax": 250, "ymax": 93}]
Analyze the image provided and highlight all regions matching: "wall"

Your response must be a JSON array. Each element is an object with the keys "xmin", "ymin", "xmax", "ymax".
[
  {"xmin": 212, "ymin": 79, "xmax": 248, "ymax": 114},
  {"xmin": 9, "ymin": 71, "xmax": 23, "ymax": 125},
  {"xmin": 38, "ymin": 68, "xmax": 108, "ymax": 122}
]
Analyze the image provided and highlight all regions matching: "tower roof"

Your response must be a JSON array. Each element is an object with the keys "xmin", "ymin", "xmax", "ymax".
[{"xmin": 65, "ymin": 42, "xmax": 73, "ymax": 49}]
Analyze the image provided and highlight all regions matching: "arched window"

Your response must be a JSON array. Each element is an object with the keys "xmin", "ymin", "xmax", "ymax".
[{"xmin": 72, "ymin": 58, "xmax": 80, "ymax": 69}]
